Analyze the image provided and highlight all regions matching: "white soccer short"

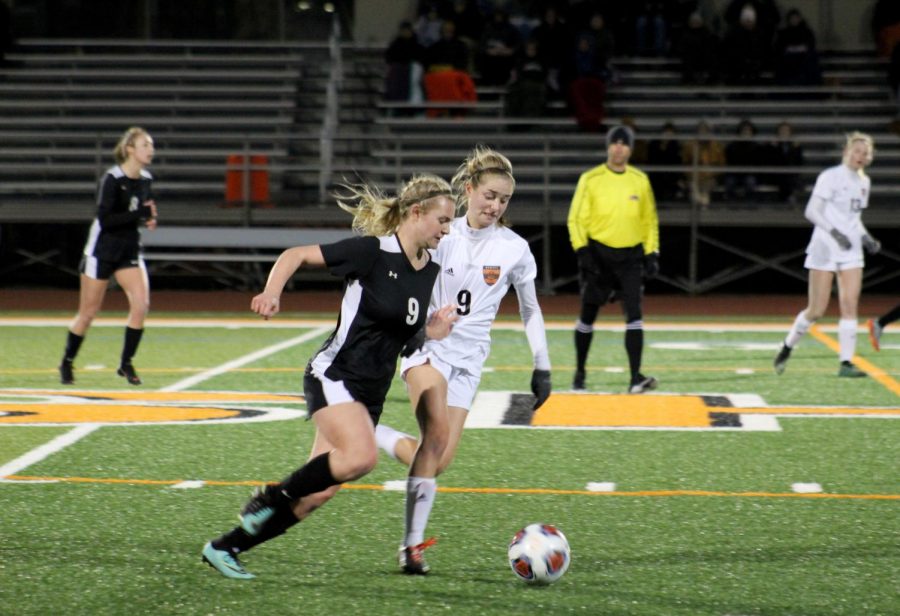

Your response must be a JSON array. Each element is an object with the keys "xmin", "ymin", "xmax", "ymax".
[
  {"xmin": 804, "ymin": 236, "xmax": 864, "ymax": 272},
  {"xmin": 400, "ymin": 349, "xmax": 482, "ymax": 411}
]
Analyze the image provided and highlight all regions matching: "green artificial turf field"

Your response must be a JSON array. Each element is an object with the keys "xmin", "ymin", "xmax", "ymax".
[{"xmin": 1, "ymin": 313, "xmax": 897, "ymax": 615}]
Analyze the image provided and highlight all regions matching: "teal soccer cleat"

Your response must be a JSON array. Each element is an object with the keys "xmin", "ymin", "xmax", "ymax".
[{"xmin": 201, "ymin": 542, "xmax": 254, "ymax": 580}]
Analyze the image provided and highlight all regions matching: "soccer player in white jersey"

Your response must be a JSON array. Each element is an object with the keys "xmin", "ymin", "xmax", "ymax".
[
  {"xmin": 378, "ymin": 146, "xmax": 553, "ymax": 574},
  {"xmin": 774, "ymin": 131, "xmax": 882, "ymax": 377}
]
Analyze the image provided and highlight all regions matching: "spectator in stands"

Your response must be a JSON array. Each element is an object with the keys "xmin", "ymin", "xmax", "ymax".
[
  {"xmin": 681, "ymin": 120, "xmax": 725, "ymax": 208},
  {"xmin": 724, "ymin": 0, "xmax": 779, "ymax": 44},
  {"xmin": 724, "ymin": 119, "xmax": 764, "ymax": 202},
  {"xmin": 505, "ymin": 38, "xmax": 548, "ymax": 121},
  {"xmin": 425, "ymin": 19, "xmax": 469, "ymax": 72},
  {"xmin": 773, "ymin": 9, "xmax": 821, "ymax": 86},
  {"xmin": 647, "ymin": 121, "xmax": 684, "ymax": 201},
  {"xmin": 566, "ymin": 11, "xmax": 615, "ymax": 132},
  {"xmin": 415, "ymin": 2, "xmax": 444, "ymax": 48},
  {"xmin": 384, "ymin": 21, "xmax": 426, "ymax": 115},
  {"xmin": 767, "ymin": 121, "xmax": 805, "ymax": 204},
  {"xmin": 634, "ymin": 1, "xmax": 668, "ymax": 56},
  {"xmin": 530, "ymin": 5, "xmax": 570, "ymax": 100},
  {"xmin": 773, "ymin": 131, "xmax": 881, "ymax": 379},
  {"xmin": 721, "ymin": 4, "xmax": 772, "ymax": 85},
  {"xmin": 447, "ymin": 0, "xmax": 484, "ymax": 73},
  {"xmin": 58, "ymin": 127, "xmax": 158, "ymax": 387},
  {"xmin": 677, "ymin": 11, "xmax": 719, "ymax": 85},
  {"xmin": 476, "ymin": 7, "xmax": 521, "ymax": 85},
  {"xmin": 872, "ymin": 0, "xmax": 900, "ymax": 58}
]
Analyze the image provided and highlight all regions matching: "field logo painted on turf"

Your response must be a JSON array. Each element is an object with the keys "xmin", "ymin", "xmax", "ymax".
[
  {"xmin": 467, "ymin": 392, "xmax": 900, "ymax": 431},
  {"xmin": 0, "ymin": 389, "xmax": 305, "ymax": 426}
]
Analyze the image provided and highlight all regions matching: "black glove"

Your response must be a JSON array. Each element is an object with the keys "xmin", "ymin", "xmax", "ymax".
[
  {"xmin": 643, "ymin": 252, "xmax": 660, "ymax": 280},
  {"xmin": 576, "ymin": 246, "xmax": 594, "ymax": 272},
  {"xmin": 530, "ymin": 369, "xmax": 551, "ymax": 410},
  {"xmin": 830, "ymin": 228, "xmax": 851, "ymax": 250},
  {"xmin": 400, "ymin": 327, "xmax": 426, "ymax": 358},
  {"xmin": 862, "ymin": 234, "xmax": 881, "ymax": 255}
]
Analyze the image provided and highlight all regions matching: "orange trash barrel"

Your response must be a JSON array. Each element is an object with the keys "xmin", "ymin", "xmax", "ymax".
[{"xmin": 225, "ymin": 154, "xmax": 270, "ymax": 206}]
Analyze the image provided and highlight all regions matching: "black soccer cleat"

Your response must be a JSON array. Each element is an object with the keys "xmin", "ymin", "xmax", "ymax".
[
  {"xmin": 773, "ymin": 344, "xmax": 792, "ymax": 375},
  {"xmin": 59, "ymin": 360, "xmax": 74, "ymax": 385},
  {"xmin": 629, "ymin": 374, "xmax": 658, "ymax": 394},
  {"xmin": 117, "ymin": 363, "xmax": 142, "ymax": 385},
  {"xmin": 572, "ymin": 369, "xmax": 586, "ymax": 391}
]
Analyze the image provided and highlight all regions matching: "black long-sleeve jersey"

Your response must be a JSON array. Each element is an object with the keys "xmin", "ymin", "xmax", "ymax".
[
  {"xmin": 308, "ymin": 234, "xmax": 441, "ymax": 407},
  {"xmin": 82, "ymin": 165, "xmax": 154, "ymax": 262}
]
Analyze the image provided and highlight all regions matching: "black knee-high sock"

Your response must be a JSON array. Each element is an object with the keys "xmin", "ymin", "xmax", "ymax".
[
  {"xmin": 62, "ymin": 331, "xmax": 84, "ymax": 362},
  {"xmin": 212, "ymin": 507, "xmax": 300, "ymax": 553},
  {"xmin": 121, "ymin": 327, "xmax": 143, "ymax": 366},
  {"xmin": 880, "ymin": 305, "xmax": 900, "ymax": 329},
  {"xmin": 574, "ymin": 330, "xmax": 593, "ymax": 372},
  {"xmin": 625, "ymin": 327, "xmax": 643, "ymax": 381},
  {"xmin": 272, "ymin": 452, "xmax": 338, "ymax": 503}
]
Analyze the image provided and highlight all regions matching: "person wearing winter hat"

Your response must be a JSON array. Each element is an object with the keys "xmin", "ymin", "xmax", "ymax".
[{"xmin": 567, "ymin": 124, "xmax": 660, "ymax": 393}]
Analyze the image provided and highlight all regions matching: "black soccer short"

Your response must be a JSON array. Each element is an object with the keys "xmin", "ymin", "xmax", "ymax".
[
  {"xmin": 303, "ymin": 367, "xmax": 384, "ymax": 426},
  {"xmin": 79, "ymin": 252, "xmax": 145, "ymax": 280},
  {"xmin": 578, "ymin": 240, "xmax": 644, "ymax": 321}
]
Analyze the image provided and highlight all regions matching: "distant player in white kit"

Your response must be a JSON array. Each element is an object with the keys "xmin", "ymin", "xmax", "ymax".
[
  {"xmin": 379, "ymin": 146, "xmax": 552, "ymax": 574},
  {"xmin": 774, "ymin": 131, "xmax": 882, "ymax": 377}
]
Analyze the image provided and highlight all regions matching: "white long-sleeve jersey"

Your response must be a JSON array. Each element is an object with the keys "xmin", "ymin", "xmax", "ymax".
[
  {"xmin": 804, "ymin": 163, "xmax": 871, "ymax": 262},
  {"xmin": 423, "ymin": 217, "xmax": 550, "ymax": 374}
]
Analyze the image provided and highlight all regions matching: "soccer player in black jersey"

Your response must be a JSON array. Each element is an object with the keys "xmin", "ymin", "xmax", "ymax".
[
  {"xmin": 58, "ymin": 126, "xmax": 158, "ymax": 386},
  {"xmin": 202, "ymin": 174, "xmax": 458, "ymax": 580}
]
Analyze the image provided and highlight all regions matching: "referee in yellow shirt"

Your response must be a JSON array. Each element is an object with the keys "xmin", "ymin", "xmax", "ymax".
[{"xmin": 567, "ymin": 124, "xmax": 660, "ymax": 393}]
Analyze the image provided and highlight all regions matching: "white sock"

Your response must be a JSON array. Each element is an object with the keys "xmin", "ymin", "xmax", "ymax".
[
  {"xmin": 374, "ymin": 424, "xmax": 411, "ymax": 460},
  {"xmin": 838, "ymin": 318, "xmax": 857, "ymax": 362},
  {"xmin": 403, "ymin": 476, "xmax": 436, "ymax": 547},
  {"xmin": 785, "ymin": 311, "xmax": 813, "ymax": 348}
]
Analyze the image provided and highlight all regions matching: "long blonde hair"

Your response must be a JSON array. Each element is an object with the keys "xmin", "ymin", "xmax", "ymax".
[
  {"xmin": 113, "ymin": 126, "xmax": 150, "ymax": 164},
  {"xmin": 336, "ymin": 174, "xmax": 453, "ymax": 237},
  {"xmin": 451, "ymin": 145, "xmax": 515, "ymax": 226}
]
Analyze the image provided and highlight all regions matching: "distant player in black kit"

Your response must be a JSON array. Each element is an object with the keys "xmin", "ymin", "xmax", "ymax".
[
  {"xmin": 59, "ymin": 126, "xmax": 158, "ymax": 386},
  {"xmin": 202, "ymin": 174, "xmax": 459, "ymax": 580}
]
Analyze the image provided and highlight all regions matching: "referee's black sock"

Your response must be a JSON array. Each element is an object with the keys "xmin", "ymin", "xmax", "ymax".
[
  {"xmin": 62, "ymin": 331, "xmax": 84, "ymax": 363},
  {"xmin": 625, "ymin": 328, "xmax": 643, "ymax": 382},
  {"xmin": 574, "ymin": 330, "xmax": 593, "ymax": 372},
  {"xmin": 120, "ymin": 326, "xmax": 144, "ymax": 366}
]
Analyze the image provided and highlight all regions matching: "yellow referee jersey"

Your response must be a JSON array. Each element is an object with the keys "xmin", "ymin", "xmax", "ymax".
[{"xmin": 567, "ymin": 163, "xmax": 659, "ymax": 254}]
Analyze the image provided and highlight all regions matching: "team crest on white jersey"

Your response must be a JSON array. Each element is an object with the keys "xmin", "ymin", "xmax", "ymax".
[{"xmin": 483, "ymin": 265, "xmax": 500, "ymax": 286}]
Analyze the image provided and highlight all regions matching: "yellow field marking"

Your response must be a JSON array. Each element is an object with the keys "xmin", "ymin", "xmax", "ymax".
[
  {"xmin": 809, "ymin": 326, "xmax": 900, "ymax": 396},
  {"xmin": 535, "ymin": 394, "xmax": 713, "ymax": 427},
  {"xmin": 0, "ymin": 404, "xmax": 244, "ymax": 424},
  {"xmin": 5, "ymin": 474, "xmax": 898, "ymax": 501},
  {"xmin": 1, "ymin": 390, "xmax": 303, "ymax": 402}
]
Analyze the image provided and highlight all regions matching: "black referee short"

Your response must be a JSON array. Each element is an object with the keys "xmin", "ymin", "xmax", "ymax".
[{"xmin": 578, "ymin": 240, "xmax": 644, "ymax": 320}]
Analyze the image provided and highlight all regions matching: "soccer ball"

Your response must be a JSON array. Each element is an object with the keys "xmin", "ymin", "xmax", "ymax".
[{"xmin": 507, "ymin": 523, "xmax": 570, "ymax": 585}]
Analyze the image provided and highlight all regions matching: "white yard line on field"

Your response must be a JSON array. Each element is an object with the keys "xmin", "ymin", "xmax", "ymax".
[
  {"xmin": 161, "ymin": 326, "xmax": 331, "ymax": 391},
  {"xmin": 0, "ymin": 423, "xmax": 99, "ymax": 480}
]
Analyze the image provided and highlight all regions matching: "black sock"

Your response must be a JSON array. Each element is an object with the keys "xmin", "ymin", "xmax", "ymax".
[
  {"xmin": 212, "ymin": 506, "xmax": 300, "ymax": 554},
  {"xmin": 63, "ymin": 331, "xmax": 84, "ymax": 363},
  {"xmin": 625, "ymin": 328, "xmax": 643, "ymax": 381},
  {"xmin": 121, "ymin": 327, "xmax": 143, "ymax": 366},
  {"xmin": 275, "ymin": 452, "xmax": 338, "ymax": 503},
  {"xmin": 879, "ymin": 305, "xmax": 900, "ymax": 329},
  {"xmin": 574, "ymin": 330, "xmax": 593, "ymax": 372}
]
